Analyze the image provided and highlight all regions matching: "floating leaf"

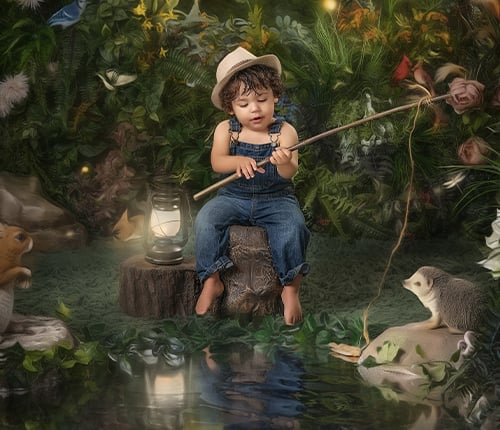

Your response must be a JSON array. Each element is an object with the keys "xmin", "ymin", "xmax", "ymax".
[
  {"xmin": 415, "ymin": 344, "xmax": 426, "ymax": 359},
  {"xmin": 377, "ymin": 341, "xmax": 400, "ymax": 362}
]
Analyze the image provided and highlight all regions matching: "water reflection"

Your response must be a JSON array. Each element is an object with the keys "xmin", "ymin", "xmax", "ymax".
[
  {"xmin": 134, "ymin": 345, "xmax": 304, "ymax": 429},
  {"xmin": 0, "ymin": 342, "xmax": 488, "ymax": 429}
]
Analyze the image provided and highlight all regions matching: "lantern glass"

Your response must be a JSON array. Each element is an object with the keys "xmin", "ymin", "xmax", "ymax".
[{"xmin": 144, "ymin": 176, "xmax": 188, "ymax": 265}]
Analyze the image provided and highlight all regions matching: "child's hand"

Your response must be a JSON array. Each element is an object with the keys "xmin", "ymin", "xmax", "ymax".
[
  {"xmin": 270, "ymin": 147, "xmax": 292, "ymax": 166},
  {"xmin": 236, "ymin": 156, "xmax": 265, "ymax": 179}
]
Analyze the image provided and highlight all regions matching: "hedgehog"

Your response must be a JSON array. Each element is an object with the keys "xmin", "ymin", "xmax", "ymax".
[{"xmin": 402, "ymin": 266, "xmax": 487, "ymax": 333}]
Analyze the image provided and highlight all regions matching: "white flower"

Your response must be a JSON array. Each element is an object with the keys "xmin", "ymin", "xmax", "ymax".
[
  {"xmin": 15, "ymin": 0, "xmax": 44, "ymax": 9},
  {"xmin": 0, "ymin": 73, "xmax": 30, "ymax": 105}
]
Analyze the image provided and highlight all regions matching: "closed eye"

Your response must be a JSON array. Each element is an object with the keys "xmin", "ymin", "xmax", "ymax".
[{"xmin": 414, "ymin": 281, "xmax": 421, "ymax": 287}]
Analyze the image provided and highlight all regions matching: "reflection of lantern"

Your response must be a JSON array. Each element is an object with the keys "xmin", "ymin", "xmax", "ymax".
[{"xmin": 144, "ymin": 176, "xmax": 188, "ymax": 265}]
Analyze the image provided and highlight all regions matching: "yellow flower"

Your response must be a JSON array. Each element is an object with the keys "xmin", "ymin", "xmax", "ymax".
[
  {"xmin": 437, "ymin": 31, "xmax": 450, "ymax": 45},
  {"xmin": 240, "ymin": 41, "xmax": 252, "ymax": 51},
  {"xmin": 155, "ymin": 22, "xmax": 164, "ymax": 32},
  {"xmin": 159, "ymin": 47, "xmax": 168, "ymax": 58},
  {"xmin": 425, "ymin": 11, "xmax": 448, "ymax": 23},
  {"xmin": 159, "ymin": 9, "xmax": 179, "ymax": 22},
  {"xmin": 141, "ymin": 19, "xmax": 153, "ymax": 30},
  {"xmin": 137, "ymin": 57, "xmax": 150, "ymax": 72},
  {"xmin": 261, "ymin": 29, "xmax": 269, "ymax": 46},
  {"xmin": 132, "ymin": 0, "xmax": 147, "ymax": 17}
]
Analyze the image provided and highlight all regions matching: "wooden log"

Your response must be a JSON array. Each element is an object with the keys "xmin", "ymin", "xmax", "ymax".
[
  {"xmin": 218, "ymin": 225, "xmax": 282, "ymax": 317},
  {"xmin": 119, "ymin": 255, "xmax": 199, "ymax": 318}
]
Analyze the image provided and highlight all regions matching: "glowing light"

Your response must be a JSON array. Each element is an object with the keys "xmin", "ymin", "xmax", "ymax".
[
  {"xmin": 80, "ymin": 165, "xmax": 90, "ymax": 174},
  {"xmin": 149, "ymin": 207, "xmax": 181, "ymax": 237},
  {"xmin": 322, "ymin": 0, "xmax": 338, "ymax": 13}
]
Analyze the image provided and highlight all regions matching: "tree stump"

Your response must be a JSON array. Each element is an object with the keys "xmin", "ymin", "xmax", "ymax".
[
  {"xmin": 119, "ymin": 255, "xmax": 199, "ymax": 318},
  {"xmin": 119, "ymin": 227, "xmax": 282, "ymax": 319},
  {"xmin": 217, "ymin": 225, "xmax": 282, "ymax": 317}
]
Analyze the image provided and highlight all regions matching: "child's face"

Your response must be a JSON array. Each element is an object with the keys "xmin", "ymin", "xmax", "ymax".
[{"xmin": 230, "ymin": 85, "xmax": 278, "ymax": 131}]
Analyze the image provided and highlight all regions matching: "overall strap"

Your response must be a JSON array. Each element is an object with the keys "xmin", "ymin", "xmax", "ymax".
[
  {"xmin": 268, "ymin": 115, "xmax": 284, "ymax": 147},
  {"xmin": 228, "ymin": 115, "xmax": 285, "ymax": 147},
  {"xmin": 228, "ymin": 116, "xmax": 241, "ymax": 147}
]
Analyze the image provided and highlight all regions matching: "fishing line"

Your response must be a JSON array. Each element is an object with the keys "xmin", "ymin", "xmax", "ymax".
[{"xmin": 361, "ymin": 98, "xmax": 425, "ymax": 345}]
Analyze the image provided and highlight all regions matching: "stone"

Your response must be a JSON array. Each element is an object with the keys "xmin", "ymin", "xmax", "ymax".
[
  {"xmin": 357, "ymin": 324, "xmax": 468, "ymax": 402},
  {"xmin": 0, "ymin": 172, "xmax": 87, "ymax": 252},
  {"xmin": 0, "ymin": 314, "xmax": 74, "ymax": 350}
]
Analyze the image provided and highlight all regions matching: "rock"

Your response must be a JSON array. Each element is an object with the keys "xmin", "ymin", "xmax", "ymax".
[
  {"xmin": 0, "ymin": 172, "xmax": 87, "ymax": 252},
  {"xmin": 357, "ymin": 324, "xmax": 467, "ymax": 402},
  {"xmin": 0, "ymin": 314, "xmax": 74, "ymax": 350}
]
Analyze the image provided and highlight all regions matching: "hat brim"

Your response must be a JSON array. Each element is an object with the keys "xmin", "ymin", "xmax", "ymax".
[{"xmin": 211, "ymin": 54, "xmax": 281, "ymax": 110}]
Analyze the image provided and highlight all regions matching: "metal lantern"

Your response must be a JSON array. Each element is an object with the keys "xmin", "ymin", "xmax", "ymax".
[{"xmin": 144, "ymin": 176, "xmax": 189, "ymax": 265}]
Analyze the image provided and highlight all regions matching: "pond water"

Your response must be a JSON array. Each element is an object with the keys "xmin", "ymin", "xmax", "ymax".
[
  {"xmin": 0, "ymin": 345, "xmax": 476, "ymax": 429},
  {"xmin": 2, "ymin": 234, "xmax": 496, "ymax": 429}
]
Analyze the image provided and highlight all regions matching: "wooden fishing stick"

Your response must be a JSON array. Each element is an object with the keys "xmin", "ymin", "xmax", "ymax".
[{"xmin": 193, "ymin": 93, "xmax": 449, "ymax": 201}]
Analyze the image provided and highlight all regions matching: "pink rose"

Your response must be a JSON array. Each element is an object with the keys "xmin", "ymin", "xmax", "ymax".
[
  {"xmin": 457, "ymin": 136, "xmax": 491, "ymax": 165},
  {"xmin": 446, "ymin": 78, "xmax": 485, "ymax": 114}
]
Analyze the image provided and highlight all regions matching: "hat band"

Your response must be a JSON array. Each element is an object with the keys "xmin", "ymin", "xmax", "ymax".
[{"xmin": 230, "ymin": 59, "xmax": 252, "ymax": 70}]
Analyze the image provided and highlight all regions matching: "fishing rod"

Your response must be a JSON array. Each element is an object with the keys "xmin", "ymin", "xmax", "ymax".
[{"xmin": 193, "ymin": 93, "xmax": 449, "ymax": 201}]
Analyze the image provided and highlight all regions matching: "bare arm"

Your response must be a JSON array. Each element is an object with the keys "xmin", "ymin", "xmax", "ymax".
[
  {"xmin": 269, "ymin": 122, "xmax": 299, "ymax": 179},
  {"xmin": 211, "ymin": 120, "xmax": 265, "ymax": 179}
]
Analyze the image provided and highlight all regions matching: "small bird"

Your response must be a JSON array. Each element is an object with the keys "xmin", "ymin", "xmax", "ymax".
[
  {"xmin": 96, "ymin": 69, "xmax": 137, "ymax": 91},
  {"xmin": 47, "ymin": 0, "xmax": 87, "ymax": 29},
  {"xmin": 391, "ymin": 55, "xmax": 412, "ymax": 86}
]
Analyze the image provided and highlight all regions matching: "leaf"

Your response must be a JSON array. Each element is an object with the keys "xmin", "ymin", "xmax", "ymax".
[
  {"xmin": 421, "ymin": 362, "xmax": 448, "ymax": 383},
  {"xmin": 377, "ymin": 340, "xmax": 400, "ymax": 362},
  {"xmin": 61, "ymin": 359, "xmax": 77, "ymax": 369},
  {"xmin": 415, "ymin": 344, "xmax": 426, "ymax": 359},
  {"xmin": 118, "ymin": 356, "xmax": 133, "ymax": 376},
  {"xmin": 55, "ymin": 301, "xmax": 72, "ymax": 320},
  {"xmin": 22, "ymin": 355, "xmax": 40, "ymax": 372}
]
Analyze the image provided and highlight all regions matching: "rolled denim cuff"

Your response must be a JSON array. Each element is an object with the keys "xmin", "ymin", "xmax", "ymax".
[
  {"xmin": 280, "ymin": 262, "xmax": 310, "ymax": 286},
  {"xmin": 197, "ymin": 256, "xmax": 233, "ymax": 284}
]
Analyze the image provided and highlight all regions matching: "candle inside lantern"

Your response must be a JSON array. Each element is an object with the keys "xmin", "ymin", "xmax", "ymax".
[
  {"xmin": 144, "ymin": 176, "xmax": 188, "ymax": 265},
  {"xmin": 150, "ymin": 207, "xmax": 181, "ymax": 238}
]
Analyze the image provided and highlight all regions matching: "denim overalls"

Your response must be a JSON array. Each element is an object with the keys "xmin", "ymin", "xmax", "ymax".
[{"xmin": 195, "ymin": 116, "xmax": 310, "ymax": 286}]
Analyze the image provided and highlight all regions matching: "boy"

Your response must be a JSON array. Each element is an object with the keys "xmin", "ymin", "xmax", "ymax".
[{"xmin": 195, "ymin": 47, "xmax": 310, "ymax": 325}]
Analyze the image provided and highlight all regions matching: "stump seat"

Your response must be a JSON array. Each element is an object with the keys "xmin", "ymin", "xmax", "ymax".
[
  {"xmin": 217, "ymin": 225, "xmax": 282, "ymax": 317},
  {"xmin": 119, "ymin": 226, "xmax": 282, "ymax": 318}
]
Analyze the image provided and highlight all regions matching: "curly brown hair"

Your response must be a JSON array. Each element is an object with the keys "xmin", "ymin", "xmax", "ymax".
[{"xmin": 219, "ymin": 64, "xmax": 284, "ymax": 112}]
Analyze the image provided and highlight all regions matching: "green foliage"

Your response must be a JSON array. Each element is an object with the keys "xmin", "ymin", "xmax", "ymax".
[
  {"xmin": 0, "ymin": 0, "xmax": 499, "ymax": 236},
  {"xmin": 99, "ymin": 311, "xmax": 366, "ymax": 377}
]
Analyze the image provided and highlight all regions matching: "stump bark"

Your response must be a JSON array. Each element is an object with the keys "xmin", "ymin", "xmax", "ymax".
[
  {"xmin": 119, "ymin": 255, "xmax": 199, "ymax": 318},
  {"xmin": 218, "ymin": 225, "xmax": 282, "ymax": 317},
  {"xmin": 118, "ymin": 226, "xmax": 282, "ymax": 319}
]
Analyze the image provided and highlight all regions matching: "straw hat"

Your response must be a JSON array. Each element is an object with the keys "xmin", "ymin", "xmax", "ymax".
[{"xmin": 211, "ymin": 47, "xmax": 282, "ymax": 110}]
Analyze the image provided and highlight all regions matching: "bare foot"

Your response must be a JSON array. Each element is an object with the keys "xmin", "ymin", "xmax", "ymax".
[
  {"xmin": 195, "ymin": 273, "xmax": 224, "ymax": 315},
  {"xmin": 281, "ymin": 279, "xmax": 303, "ymax": 325}
]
